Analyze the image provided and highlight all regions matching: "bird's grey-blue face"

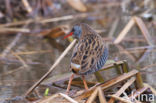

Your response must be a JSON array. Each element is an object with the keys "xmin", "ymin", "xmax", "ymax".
[{"xmin": 72, "ymin": 25, "xmax": 82, "ymax": 39}]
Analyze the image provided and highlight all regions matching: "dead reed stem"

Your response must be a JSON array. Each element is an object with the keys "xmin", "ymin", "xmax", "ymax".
[
  {"xmin": 114, "ymin": 17, "xmax": 135, "ymax": 44},
  {"xmin": 59, "ymin": 93, "xmax": 78, "ymax": 103},
  {"xmin": 108, "ymin": 77, "xmax": 136, "ymax": 103},
  {"xmin": 109, "ymin": 95, "xmax": 133, "ymax": 103},
  {"xmin": 24, "ymin": 39, "xmax": 77, "ymax": 97},
  {"xmin": 22, "ymin": 0, "xmax": 32, "ymax": 13}
]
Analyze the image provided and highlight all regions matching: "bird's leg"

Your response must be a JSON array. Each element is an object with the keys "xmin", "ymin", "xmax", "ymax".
[
  {"xmin": 82, "ymin": 75, "xmax": 88, "ymax": 90},
  {"xmin": 66, "ymin": 73, "xmax": 74, "ymax": 94}
]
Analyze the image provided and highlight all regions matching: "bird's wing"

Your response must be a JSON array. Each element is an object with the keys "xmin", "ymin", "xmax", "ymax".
[{"xmin": 71, "ymin": 35, "xmax": 108, "ymax": 75}]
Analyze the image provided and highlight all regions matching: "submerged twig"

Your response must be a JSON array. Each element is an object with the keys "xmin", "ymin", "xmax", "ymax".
[
  {"xmin": 1, "ymin": 66, "xmax": 25, "ymax": 76},
  {"xmin": 11, "ymin": 51, "xmax": 28, "ymax": 67},
  {"xmin": 0, "ymin": 22, "xmax": 30, "ymax": 58},
  {"xmin": 24, "ymin": 39, "xmax": 77, "ymax": 97},
  {"xmin": 1, "ymin": 33, "xmax": 22, "ymax": 58}
]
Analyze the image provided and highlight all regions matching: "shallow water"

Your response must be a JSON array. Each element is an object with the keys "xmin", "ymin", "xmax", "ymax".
[
  {"xmin": 0, "ymin": 31, "xmax": 155, "ymax": 102},
  {"xmin": 0, "ymin": 2, "xmax": 156, "ymax": 102}
]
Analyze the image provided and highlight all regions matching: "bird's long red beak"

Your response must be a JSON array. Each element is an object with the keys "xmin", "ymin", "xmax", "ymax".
[{"xmin": 64, "ymin": 32, "xmax": 73, "ymax": 39}]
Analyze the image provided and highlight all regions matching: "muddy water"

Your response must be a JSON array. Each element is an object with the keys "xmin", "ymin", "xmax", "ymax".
[{"xmin": 0, "ymin": 18, "xmax": 156, "ymax": 102}]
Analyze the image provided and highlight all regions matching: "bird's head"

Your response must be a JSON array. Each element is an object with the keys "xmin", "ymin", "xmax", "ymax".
[{"xmin": 64, "ymin": 24, "xmax": 82, "ymax": 40}]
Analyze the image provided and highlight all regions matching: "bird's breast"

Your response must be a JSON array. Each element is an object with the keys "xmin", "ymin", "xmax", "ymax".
[{"xmin": 71, "ymin": 62, "xmax": 81, "ymax": 74}]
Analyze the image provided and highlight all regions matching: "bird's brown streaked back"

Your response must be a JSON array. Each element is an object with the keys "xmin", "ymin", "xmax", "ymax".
[{"xmin": 70, "ymin": 23, "xmax": 108, "ymax": 75}]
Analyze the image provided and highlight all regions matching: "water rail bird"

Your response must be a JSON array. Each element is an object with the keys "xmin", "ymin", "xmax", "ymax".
[{"xmin": 64, "ymin": 23, "xmax": 109, "ymax": 94}]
